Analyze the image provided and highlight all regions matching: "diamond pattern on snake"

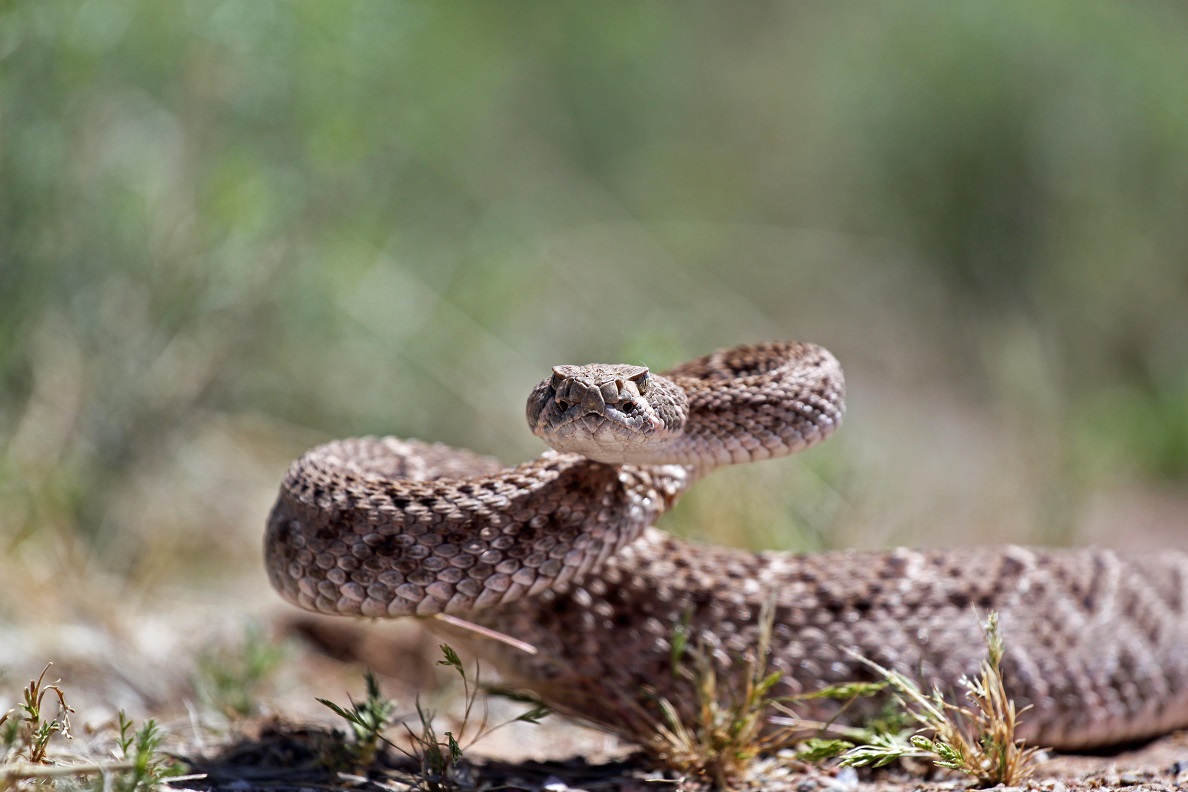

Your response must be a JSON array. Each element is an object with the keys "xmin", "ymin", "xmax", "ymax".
[{"xmin": 265, "ymin": 341, "xmax": 1188, "ymax": 750}]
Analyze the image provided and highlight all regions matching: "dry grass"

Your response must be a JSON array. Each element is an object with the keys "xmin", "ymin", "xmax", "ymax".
[
  {"xmin": 537, "ymin": 608, "xmax": 1037, "ymax": 789},
  {"xmin": 588, "ymin": 601, "xmax": 802, "ymax": 790},
  {"xmin": 317, "ymin": 646, "xmax": 548, "ymax": 791},
  {"xmin": 0, "ymin": 663, "xmax": 73, "ymax": 766},
  {"xmin": 0, "ymin": 664, "xmax": 185, "ymax": 790},
  {"xmin": 839, "ymin": 612, "xmax": 1038, "ymax": 786}
]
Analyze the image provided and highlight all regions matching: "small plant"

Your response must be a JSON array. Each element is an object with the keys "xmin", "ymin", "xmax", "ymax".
[
  {"xmin": 0, "ymin": 668, "xmax": 184, "ymax": 789},
  {"xmin": 317, "ymin": 646, "xmax": 547, "ymax": 791},
  {"xmin": 195, "ymin": 624, "xmax": 287, "ymax": 718},
  {"xmin": 404, "ymin": 645, "xmax": 546, "ymax": 789},
  {"xmin": 108, "ymin": 710, "xmax": 186, "ymax": 792},
  {"xmin": 317, "ymin": 670, "xmax": 396, "ymax": 768},
  {"xmin": 606, "ymin": 607, "xmax": 1034, "ymax": 788},
  {"xmin": 635, "ymin": 601, "xmax": 802, "ymax": 789},
  {"xmin": 836, "ymin": 612, "xmax": 1038, "ymax": 786},
  {"xmin": 0, "ymin": 662, "xmax": 74, "ymax": 764},
  {"xmin": 1, "ymin": 707, "xmax": 19, "ymax": 751},
  {"xmin": 394, "ymin": 646, "xmax": 548, "ymax": 791},
  {"xmin": 560, "ymin": 600, "xmax": 881, "ymax": 788}
]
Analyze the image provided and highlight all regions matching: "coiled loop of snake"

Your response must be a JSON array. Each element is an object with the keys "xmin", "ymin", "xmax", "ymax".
[
  {"xmin": 264, "ymin": 341, "xmax": 844, "ymax": 619},
  {"xmin": 265, "ymin": 341, "xmax": 1188, "ymax": 750}
]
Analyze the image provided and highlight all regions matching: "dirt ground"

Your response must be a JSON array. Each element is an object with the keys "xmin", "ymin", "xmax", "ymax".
[
  {"xmin": 4, "ymin": 599, "xmax": 1186, "ymax": 792},
  {"xmin": 2, "ymin": 393, "xmax": 1185, "ymax": 791},
  {"xmin": 221, "ymin": 620, "xmax": 1188, "ymax": 792},
  {"xmin": 176, "ymin": 719, "xmax": 1188, "ymax": 792}
]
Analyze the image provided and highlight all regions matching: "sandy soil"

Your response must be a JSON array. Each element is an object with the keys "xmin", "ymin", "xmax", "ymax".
[
  {"xmin": 1, "ymin": 423, "xmax": 1184, "ymax": 791},
  {"xmin": 2, "ymin": 580, "xmax": 1187, "ymax": 792}
]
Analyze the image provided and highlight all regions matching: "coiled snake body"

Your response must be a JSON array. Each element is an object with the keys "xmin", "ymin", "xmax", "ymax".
[{"xmin": 265, "ymin": 341, "xmax": 1188, "ymax": 750}]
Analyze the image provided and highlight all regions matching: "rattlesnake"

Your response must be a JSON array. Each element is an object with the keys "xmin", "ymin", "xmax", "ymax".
[{"xmin": 265, "ymin": 341, "xmax": 1188, "ymax": 750}]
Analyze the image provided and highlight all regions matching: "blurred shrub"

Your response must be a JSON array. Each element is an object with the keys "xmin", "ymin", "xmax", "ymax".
[{"xmin": 1, "ymin": 1, "xmax": 1184, "ymax": 574}]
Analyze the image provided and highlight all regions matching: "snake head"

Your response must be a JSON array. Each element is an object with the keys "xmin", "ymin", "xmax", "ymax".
[{"xmin": 526, "ymin": 362, "xmax": 688, "ymax": 464}]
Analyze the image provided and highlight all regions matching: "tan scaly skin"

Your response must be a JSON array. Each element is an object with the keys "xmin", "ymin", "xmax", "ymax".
[{"xmin": 265, "ymin": 341, "xmax": 1188, "ymax": 750}]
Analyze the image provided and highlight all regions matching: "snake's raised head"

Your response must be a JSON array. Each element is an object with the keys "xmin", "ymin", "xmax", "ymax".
[{"xmin": 526, "ymin": 363, "xmax": 689, "ymax": 464}]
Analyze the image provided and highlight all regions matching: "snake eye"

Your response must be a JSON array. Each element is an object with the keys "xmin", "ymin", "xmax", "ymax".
[{"xmin": 629, "ymin": 369, "xmax": 650, "ymax": 395}]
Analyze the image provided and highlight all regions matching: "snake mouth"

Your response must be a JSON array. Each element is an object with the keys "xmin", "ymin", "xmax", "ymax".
[
  {"xmin": 562, "ymin": 405, "xmax": 663, "ymax": 437},
  {"xmin": 542, "ymin": 406, "xmax": 664, "ymax": 461}
]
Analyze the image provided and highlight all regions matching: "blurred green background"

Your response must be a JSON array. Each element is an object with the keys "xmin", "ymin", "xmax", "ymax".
[{"xmin": 2, "ymin": 0, "xmax": 1187, "ymax": 618}]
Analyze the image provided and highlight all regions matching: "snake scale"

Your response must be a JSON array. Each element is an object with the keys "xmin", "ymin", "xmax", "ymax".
[{"xmin": 265, "ymin": 341, "xmax": 1188, "ymax": 750}]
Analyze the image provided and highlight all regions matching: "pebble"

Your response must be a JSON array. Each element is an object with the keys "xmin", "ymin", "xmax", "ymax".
[
  {"xmin": 823, "ymin": 766, "xmax": 859, "ymax": 792},
  {"xmin": 542, "ymin": 775, "xmax": 584, "ymax": 791}
]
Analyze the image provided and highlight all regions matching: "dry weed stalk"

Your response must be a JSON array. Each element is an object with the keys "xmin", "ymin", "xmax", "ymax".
[
  {"xmin": 841, "ymin": 611, "xmax": 1038, "ymax": 786},
  {"xmin": 0, "ymin": 663, "xmax": 73, "ymax": 765},
  {"xmin": 623, "ymin": 601, "xmax": 803, "ymax": 789}
]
